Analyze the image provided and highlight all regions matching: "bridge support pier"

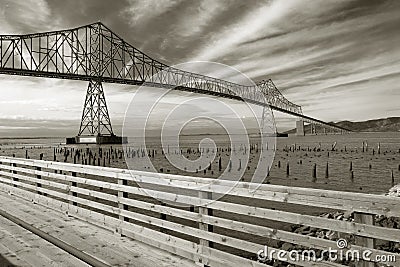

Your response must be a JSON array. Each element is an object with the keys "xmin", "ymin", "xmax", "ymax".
[
  {"xmin": 66, "ymin": 80, "xmax": 127, "ymax": 145},
  {"xmin": 310, "ymin": 123, "xmax": 316, "ymax": 135},
  {"xmin": 296, "ymin": 120, "xmax": 305, "ymax": 136}
]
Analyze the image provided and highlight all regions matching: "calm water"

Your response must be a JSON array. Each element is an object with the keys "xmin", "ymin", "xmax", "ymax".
[{"xmin": 1, "ymin": 132, "xmax": 399, "ymax": 194}]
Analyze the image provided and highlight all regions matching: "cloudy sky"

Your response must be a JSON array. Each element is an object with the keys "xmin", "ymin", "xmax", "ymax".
[{"xmin": 0, "ymin": 0, "xmax": 399, "ymax": 137}]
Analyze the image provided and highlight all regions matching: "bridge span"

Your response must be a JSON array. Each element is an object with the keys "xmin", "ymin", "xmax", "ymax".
[{"xmin": 0, "ymin": 22, "xmax": 349, "ymax": 143}]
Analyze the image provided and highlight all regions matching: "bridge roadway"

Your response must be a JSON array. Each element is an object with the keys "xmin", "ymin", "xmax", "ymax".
[{"xmin": 0, "ymin": 191, "xmax": 195, "ymax": 267}]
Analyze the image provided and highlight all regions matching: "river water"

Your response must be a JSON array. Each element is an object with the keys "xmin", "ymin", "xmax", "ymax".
[{"xmin": 1, "ymin": 132, "xmax": 399, "ymax": 195}]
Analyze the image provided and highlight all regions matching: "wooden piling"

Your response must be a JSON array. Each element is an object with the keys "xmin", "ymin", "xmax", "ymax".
[
  {"xmin": 391, "ymin": 170, "xmax": 395, "ymax": 187},
  {"xmin": 325, "ymin": 162, "xmax": 329, "ymax": 178},
  {"xmin": 286, "ymin": 162, "xmax": 289, "ymax": 177},
  {"xmin": 331, "ymin": 142, "xmax": 337, "ymax": 151},
  {"xmin": 312, "ymin": 164, "xmax": 317, "ymax": 182}
]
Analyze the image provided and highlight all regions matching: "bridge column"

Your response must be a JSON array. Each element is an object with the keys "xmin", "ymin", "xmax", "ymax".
[
  {"xmin": 78, "ymin": 80, "xmax": 113, "ymax": 137},
  {"xmin": 310, "ymin": 123, "xmax": 316, "ymax": 135},
  {"xmin": 296, "ymin": 120, "xmax": 305, "ymax": 136},
  {"xmin": 66, "ymin": 80, "xmax": 127, "ymax": 144}
]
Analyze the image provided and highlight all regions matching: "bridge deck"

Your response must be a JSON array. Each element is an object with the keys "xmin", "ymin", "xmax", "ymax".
[{"xmin": 0, "ymin": 191, "xmax": 196, "ymax": 267}]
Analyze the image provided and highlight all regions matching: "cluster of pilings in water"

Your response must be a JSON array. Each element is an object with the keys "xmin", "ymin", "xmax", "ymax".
[
  {"xmin": 18, "ymin": 146, "xmax": 126, "ymax": 167},
  {"xmin": 3, "ymin": 139, "xmax": 399, "ymax": 190},
  {"xmin": 274, "ymin": 141, "xmax": 399, "ymax": 188},
  {"xmin": 123, "ymin": 142, "xmax": 266, "ymax": 177}
]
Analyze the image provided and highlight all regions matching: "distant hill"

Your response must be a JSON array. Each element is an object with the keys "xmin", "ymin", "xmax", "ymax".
[
  {"xmin": 333, "ymin": 117, "xmax": 400, "ymax": 132},
  {"xmin": 285, "ymin": 117, "xmax": 400, "ymax": 133}
]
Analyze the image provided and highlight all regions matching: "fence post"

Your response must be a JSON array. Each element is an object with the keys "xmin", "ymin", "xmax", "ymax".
[
  {"xmin": 198, "ymin": 190, "xmax": 213, "ymax": 267},
  {"xmin": 117, "ymin": 178, "xmax": 128, "ymax": 235},
  {"xmin": 12, "ymin": 154, "xmax": 18, "ymax": 187},
  {"xmin": 160, "ymin": 202, "xmax": 167, "ymax": 233},
  {"xmin": 69, "ymin": 172, "xmax": 77, "ymax": 206},
  {"xmin": 36, "ymin": 153, "xmax": 43, "ymax": 195},
  {"xmin": 0, "ymin": 159, "xmax": 2, "ymax": 184},
  {"xmin": 354, "ymin": 212, "xmax": 375, "ymax": 267}
]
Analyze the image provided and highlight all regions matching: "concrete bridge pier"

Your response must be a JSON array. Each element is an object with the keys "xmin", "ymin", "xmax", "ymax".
[
  {"xmin": 310, "ymin": 123, "xmax": 314, "ymax": 135},
  {"xmin": 296, "ymin": 120, "xmax": 305, "ymax": 136}
]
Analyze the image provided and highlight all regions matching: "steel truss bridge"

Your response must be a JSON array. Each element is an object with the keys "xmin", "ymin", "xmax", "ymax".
[{"xmin": 0, "ymin": 22, "xmax": 348, "ymax": 141}]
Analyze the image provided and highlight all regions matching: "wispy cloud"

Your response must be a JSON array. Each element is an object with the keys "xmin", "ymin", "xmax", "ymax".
[
  {"xmin": 123, "ymin": 0, "xmax": 183, "ymax": 26},
  {"xmin": 171, "ymin": 0, "xmax": 226, "ymax": 38},
  {"xmin": 0, "ymin": 0, "xmax": 55, "ymax": 33},
  {"xmin": 190, "ymin": 0, "xmax": 302, "ymax": 61}
]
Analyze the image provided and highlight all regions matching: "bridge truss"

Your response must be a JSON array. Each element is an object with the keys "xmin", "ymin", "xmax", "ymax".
[{"xmin": 0, "ymin": 22, "xmax": 348, "ymax": 139}]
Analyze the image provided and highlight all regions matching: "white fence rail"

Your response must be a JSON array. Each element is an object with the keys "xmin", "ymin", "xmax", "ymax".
[{"xmin": 0, "ymin": 156, "xmax": 399, "ymax": 267}]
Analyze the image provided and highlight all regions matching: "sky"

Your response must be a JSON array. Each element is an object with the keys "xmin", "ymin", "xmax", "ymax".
[{"xmin": 0, "ymin": 0, "xmax": 399, "ymax": 137}]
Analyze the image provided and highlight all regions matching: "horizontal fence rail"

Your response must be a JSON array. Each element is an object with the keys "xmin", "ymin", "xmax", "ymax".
[{"xmin": 0, "ymin": 156, "xmax": 399, "ymax": 267}]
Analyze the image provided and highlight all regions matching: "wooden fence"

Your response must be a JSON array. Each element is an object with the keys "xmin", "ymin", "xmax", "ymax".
[{"xmin": 0, "ymin": 155, "xmax": 399, "ymax": 267}]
